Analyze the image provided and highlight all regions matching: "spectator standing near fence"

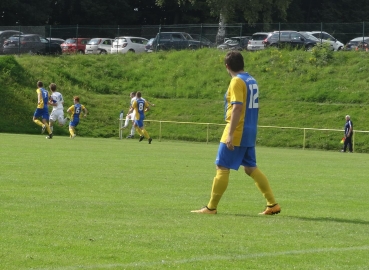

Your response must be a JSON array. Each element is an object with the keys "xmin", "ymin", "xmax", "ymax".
[
  {"xmin": 341, "ymin": 115, "xmax": 353, "ymax": 153},
  {"xmin": 191, "ymin": 51, "xmax": 280, "ymax": 215}
]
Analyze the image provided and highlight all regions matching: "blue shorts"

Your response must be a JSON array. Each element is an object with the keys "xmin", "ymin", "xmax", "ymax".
[
  {"xmin": 215, "ymin": 142, "xmax": 257, "ymax": 170},
  {"xmin": 135, "ymin": 119, "xmax": 144, "ymax": 128},
  {"xmin": 69, "ymin": 119, "xmax": 79, "ymax": 127},
  {"xmin": 33, "ymin": 108, "xmax": 49, "ymax": 121}
]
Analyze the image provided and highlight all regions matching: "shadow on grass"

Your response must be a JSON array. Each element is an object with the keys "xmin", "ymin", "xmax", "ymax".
[
  {"xmin": 231, "ymin": 213, "xmax": 369, "ymax": 225},
  {"xmin": 286, "ymin": 215, "xmax": 369, "ymax": 225}
]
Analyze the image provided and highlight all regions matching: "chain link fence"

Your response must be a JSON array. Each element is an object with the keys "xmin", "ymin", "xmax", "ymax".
[{"xmin": 1, "ymin": 22, "xmax": 369, "ymax": 45}]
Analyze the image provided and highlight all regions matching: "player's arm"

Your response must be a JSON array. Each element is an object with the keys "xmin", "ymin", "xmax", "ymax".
[
  {"xmin": 83, "ymin": 106, "xmax": 88, "ymax": 117},
  {"xmin": 37, "ymin": 90, "xmax": 42, "ymax": 105},
  {"xmin": 144, "ymin": 101, "xmax": 150, "ymax": 112},
  {"xmin": 128, "ymin": 101, "xmax": 136, "ymax": 114},
  {"xmin": 147, "ymin": 100, "xmax": 155, "ymax": 107},
  {"xmin": 67, "ymin": 105, "xmax": 73, "ymax": 114},
  {"xmin": 225, "ymin": 103, "xmax": 242, "ymax": 150}
]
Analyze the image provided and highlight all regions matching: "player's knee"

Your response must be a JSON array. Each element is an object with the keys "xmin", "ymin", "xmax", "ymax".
[{"xmin": 244, "ymin": 166, "xmax": 256, "ymax": 176}]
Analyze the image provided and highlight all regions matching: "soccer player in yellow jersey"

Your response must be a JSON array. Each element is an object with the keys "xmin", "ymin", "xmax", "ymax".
[
  {"xmin": 67, "ymin": 96, "xmax": 88, "ymax": 139},
  {"xmin": 32, "ymin": 81, "xmax": 53, "ymax": 139},
  {"xmin": 128, "ymin": 91, "xmax": 152, "ymax": 144},
  {"xmin": 191, "ymin": 51, "xmax": 281, "ymax": 215}
]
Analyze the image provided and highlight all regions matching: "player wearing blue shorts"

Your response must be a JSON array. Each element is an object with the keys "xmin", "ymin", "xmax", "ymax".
[
  {"xmin": 128, "ymin": 91, "xmax": 152, "ymax": 144},
  {"xmin": 192, "ymin": 51, "xmax": 280, "ymax": 215},
  {"xmin": 32, "ymin": 81, "xmax": 53, "ymax": 139},
  {"xmin": 66, "ymin": 96, "xmax": 88, "ymax": 139}
]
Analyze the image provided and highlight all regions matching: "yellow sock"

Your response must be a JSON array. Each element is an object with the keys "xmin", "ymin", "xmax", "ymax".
[
  {"xmin": 207, "ymin": 169, "xmax": 230, "ymax": 210},
  {"xmin": 33, "ymin": 119, "xmax": 43, "ymax": 127},
  {"xmin": 135, "ymin": 127, "xmax": 144, "ymax": 136},
  {"xmin": 142, "ymin": 129, "xmax": 150, "ymax": 139},
  {"xmin": 250, "ymin": 168, "xmax": 276, "ymax": 206},
  {"xmin": 69, "ymin": 128, "xmax": 75, "ymax": 136},
  {"xmin": 44, "ymin": 123, "xmax": 51, "ymax": 134}
]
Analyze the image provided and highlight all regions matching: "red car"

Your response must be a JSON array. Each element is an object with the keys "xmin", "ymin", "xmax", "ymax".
[{"xmin": 61, "ymin": 38, "xmax": 90, "ymax": 54}]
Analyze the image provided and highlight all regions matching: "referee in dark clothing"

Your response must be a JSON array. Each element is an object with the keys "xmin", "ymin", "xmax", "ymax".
[{"xmin": 342, "ymin": 115, "xmax": 353, "ymax": 153}]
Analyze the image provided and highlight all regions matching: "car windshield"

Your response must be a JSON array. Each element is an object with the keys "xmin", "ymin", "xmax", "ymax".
[
  {"xmin": 182, "ymin": 33, "xmax": 193, "ymax": 40},
  {"xmin": 114, "ymin": 38, "xmax": 127, "ymax": 44},
  {"xmin": 300, "ymin": 32, "xmax": 319, "ymax": 41},
  {"xmin": 65, "ymin": 39, "xmax": 76, "ymax": 44},
  {"xmin": 7, "ymin": 36, "xmax": 20, "ymax": 41},
  {"xmin": 227, "ymin": 39, "xmax": 240, "ymax": 44},
  {"xmin": 88, "ymin": 38, "xmax": 101, "ymax": 45},
  {"xmin": 252, "ymin": 34, "xmax": 269, "ymax": 40}
]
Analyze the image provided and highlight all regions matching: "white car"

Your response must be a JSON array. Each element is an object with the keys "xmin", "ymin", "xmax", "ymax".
[
  {"xmin": 309, "ymin": 31, "xmax": 344, "ymax": 51},
  {"xmin": 85, "ymin": 38, "xmax": 113, "ymax": 54},
  {"xmin": 110, "ymin": 36, "xmax": 148, "ymax": 54},
  {"xmin": 247, "ymin": 32, "xmax": 271, "ymax": 51}
]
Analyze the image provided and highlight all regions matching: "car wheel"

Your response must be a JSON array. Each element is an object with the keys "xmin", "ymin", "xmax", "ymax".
[
  {"xmin": 128, "ymin": 49, "xmax": 135, "ymax": 53},
  {"xmin": 100, "ymin": 50, "xmax": 107, "ymax": 54}
]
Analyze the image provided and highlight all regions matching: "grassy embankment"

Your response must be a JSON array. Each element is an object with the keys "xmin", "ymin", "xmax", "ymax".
[{"xmin": 1, "ymin": 46, "xmax": 369, "ymax": 151}]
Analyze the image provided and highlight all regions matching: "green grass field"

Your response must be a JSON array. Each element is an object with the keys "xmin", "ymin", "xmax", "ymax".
[{"xmin": 1, "ymin": 133, "xmax": 369, "ymax": 269}]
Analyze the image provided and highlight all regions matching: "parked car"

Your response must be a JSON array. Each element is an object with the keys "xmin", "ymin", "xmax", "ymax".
[
  {"xmin": 189, "ymin": 34, "xmax": 215, "ymax": 47},
  {"xmin": 3, "ymin": 34, "xmax": 62, "ymax": 55},
  {"xmin": 61, "ymin": 38, "xmax": 90, "ymax": 54},
  {"xmin": 85, "ymin": 38, "xmax": 113, "ymax": 54},
  {"xmin": 110, "ymin": 36, "xmax": 148, "ymax": 54},
  {"xmin": 149, "ymin": 32, "xmax": 201, "ymax": 51},
  {"xmin": 264, "ymin": 31, "xmax": 317, "ymax": 50},
  {"xmin": 0, "ymin": 30, "xmax": 23, "ymax": 54},
  {"xmin": 247, "ymin": 32, "xmax": 271, "ymax": 51},
  {"xmin": 217, "ymin": 36, "xmax": 251, "ymax": 51},
  {"xmin": 308, "ymin": 31, "xmax": 344, "ymax": 51},
  {"xmin": 344, "ymin": 37, "xmax": 369, "ymax": 51}
]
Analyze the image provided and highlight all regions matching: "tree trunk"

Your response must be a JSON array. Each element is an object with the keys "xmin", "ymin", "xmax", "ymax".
[{"xmin": 216, "ymin": 12, "xmax": 226, "ymax": 45}]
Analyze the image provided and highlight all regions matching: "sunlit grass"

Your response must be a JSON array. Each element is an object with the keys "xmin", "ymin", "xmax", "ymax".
[{"xmin": 1, "ymin": 133, "xmax": 369, "ymax": 269}]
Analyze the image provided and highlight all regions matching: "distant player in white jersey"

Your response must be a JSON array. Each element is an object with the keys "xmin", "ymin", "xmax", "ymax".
[{"xmin": 48, "ymin": 83, "xmax": 67, "ymax": 133}]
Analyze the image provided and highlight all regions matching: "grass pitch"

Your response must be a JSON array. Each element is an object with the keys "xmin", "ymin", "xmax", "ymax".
[{"xmin": 1, "ymin": 133, "xmax": 368, "ymax": 269}]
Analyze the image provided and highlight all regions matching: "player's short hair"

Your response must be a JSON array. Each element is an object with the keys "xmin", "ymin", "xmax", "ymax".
[
  {"xmin": 224, "ymin": 51, "xmax": 244, "ymax": 72},
  {"xmin": 346, "ymin": 115, "xmax": 350, "ymax": 119},
  {"xmin": 74, "ymin": 96, "xmax": 80, "ymax": 102},
  {"xmin": 37, "ymin": 81, "xmax": 43, "ymax": 87},
  {"xmin": 136, "ymin": 91, "xmax": 142, "ymax": 98},
  {"xmin": 49, "ymin": 83, "xmax": 57, "ymax": 91}
]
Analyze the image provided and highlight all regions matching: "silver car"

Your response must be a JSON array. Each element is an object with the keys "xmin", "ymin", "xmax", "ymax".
[
  {"xmin": 247, "ymin": 32, "xmax": 271, "ymax": 51},
  {"xmin": 110, "ymin": 36, "xmax": 148, "ymax": 54},
  {"xmin": 309, "ymin": 31, "xmax": 344, "ymax": 51},
  {"xmin": 85, "ymin": 38, "xmax": 113, "ymax": 54}
]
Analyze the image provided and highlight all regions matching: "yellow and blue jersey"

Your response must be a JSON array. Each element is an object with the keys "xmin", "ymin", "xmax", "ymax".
[
  {"xmin": 36, "ymin": 87, "xmax": 49, "ymax": 109},
  {"xmin": 68, "ymin": 103, "xmax": 86, "ymax": 122},
  {"xmin": 220, "ymin": 73, "xmax": 259, "ymax": 147},
  {"xmin": 132, "ymin": 98, "xmax": 149, "ymax": 120}
]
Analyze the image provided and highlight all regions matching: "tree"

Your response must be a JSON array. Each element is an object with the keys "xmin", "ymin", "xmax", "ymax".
[
  {"xmin": 155, "ymin": 0, "xmax": 292, "ymax": 43},
  {"xmin": 155, "ymin": 0, "xmax": 292, "ymax": 24}
]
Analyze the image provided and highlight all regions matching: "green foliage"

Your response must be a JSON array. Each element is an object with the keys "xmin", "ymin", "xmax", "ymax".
[
  {"xmin": 2, "ymin": 49, "xmax": 369, "ymax": 151},
  {"xmin": 1, "ymin": 134, "xmax": 369, "ymax": 269}
]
